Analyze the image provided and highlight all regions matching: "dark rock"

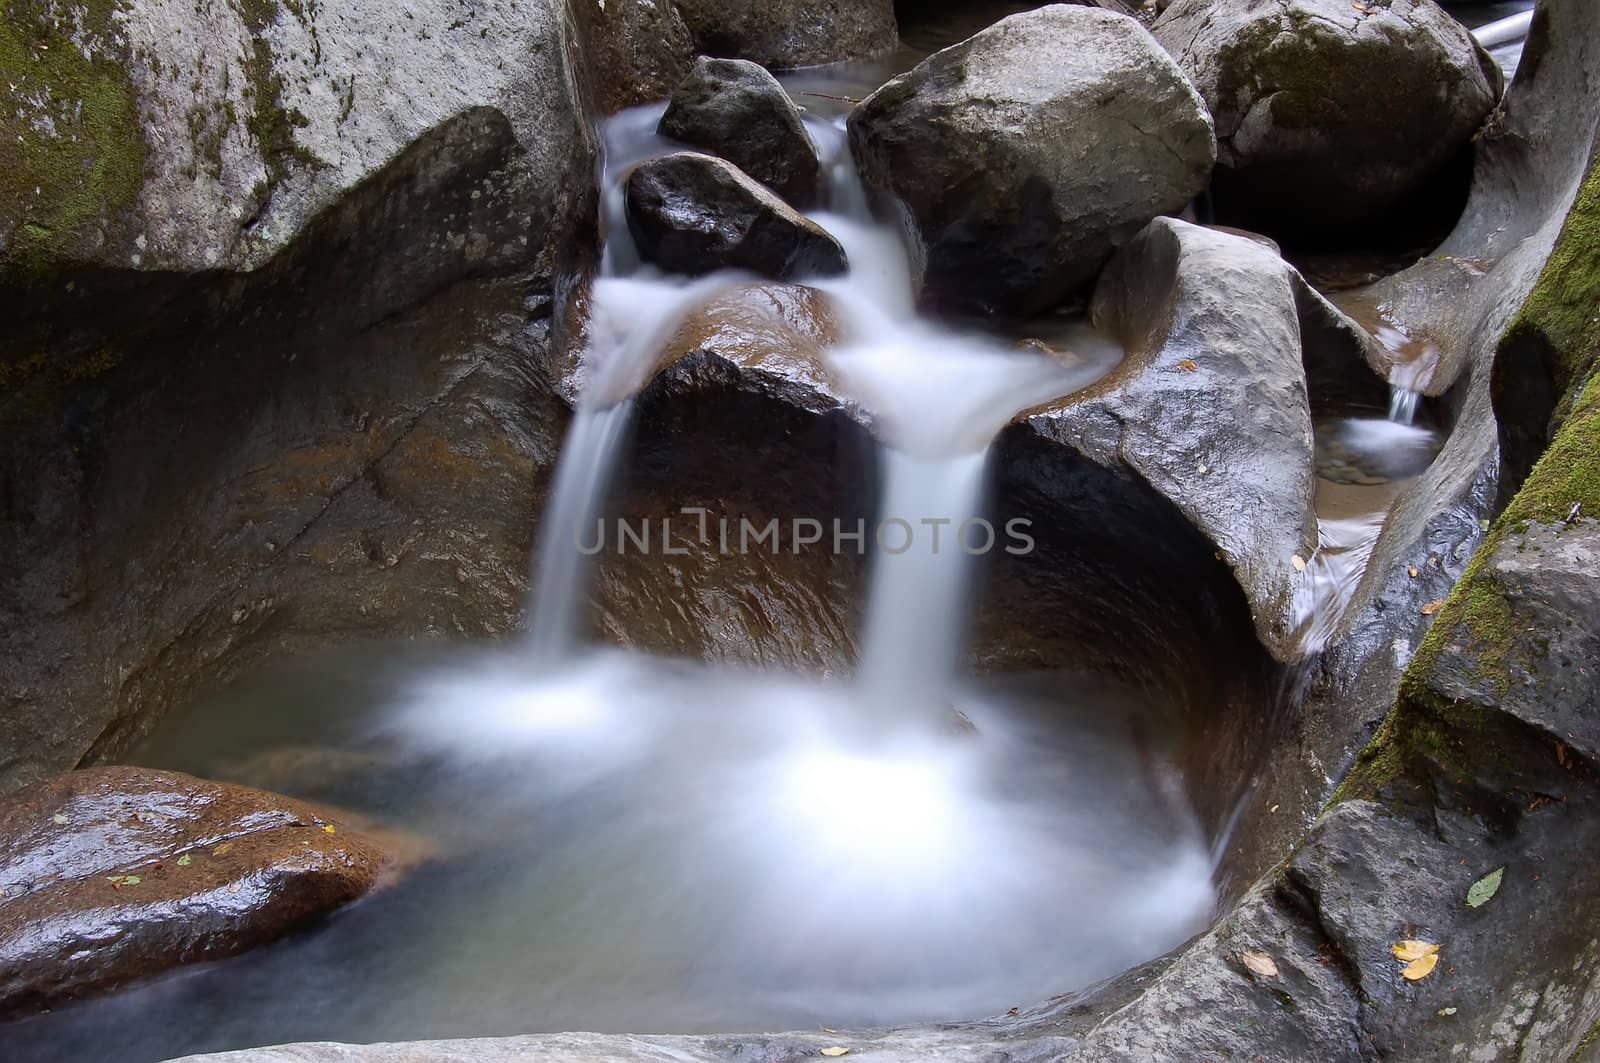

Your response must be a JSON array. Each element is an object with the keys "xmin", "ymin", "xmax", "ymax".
[
  {"xmin": 673, "ymin": 0, "xmax": 896, "ymax": 68},
  {"xmin": 659, "ymin": 57, "xmax": 822, "ymax": 206},
  {"xmin": 847, "ymin": 5, "xmax": 1215, "ymax": 317},
  {"xmin": 0, "ymin": 767, "xmax": 390, "ymax": 1018},
  {"xmin": 1153, "ymin": 0, "xmax": 1497, "ymax": 240},
  {"xmin": 571, "ymin": 0, "xmax": 697, "ymax": 113},
  {"xmin": 625, "ymin": 153, "xmax": 847, "ymax": 280}
]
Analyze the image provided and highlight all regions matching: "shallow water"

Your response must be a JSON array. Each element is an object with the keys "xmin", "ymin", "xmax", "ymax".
[{"xmin": 4, "ymin": 647, "xmax": 1215, "ymax": 1062}]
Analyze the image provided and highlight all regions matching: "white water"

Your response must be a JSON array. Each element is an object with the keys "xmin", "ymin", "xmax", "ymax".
[{"xmin": 33, "ymin": 97, "xmax": 1219, "ymax": 1056}]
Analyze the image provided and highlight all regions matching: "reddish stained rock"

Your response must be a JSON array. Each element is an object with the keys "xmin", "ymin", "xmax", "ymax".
[{"xmin": 0, "ymin": 766, "xmax": 390, "ymax": 1018}]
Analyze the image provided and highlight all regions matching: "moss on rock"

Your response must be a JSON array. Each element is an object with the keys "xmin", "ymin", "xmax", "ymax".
[
  {"xmin": 1333, "ymin": 150, "xmax": 1600, "ymax": 805},
  {"xmin": 0, "ymin": 0, "xmax": 146, "ymax": 272}
]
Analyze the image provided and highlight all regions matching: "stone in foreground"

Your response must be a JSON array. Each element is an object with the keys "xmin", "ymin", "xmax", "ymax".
[
  {"xmin": 659, "ymin": 57, "xmax": 823, "ymax": 206},
  {"xmin": 1154, "ymin": 0, "xmax": 1497, "ymax": 238},
  {"xmin": 625, "ymin": 153, "xmax": 848, "ymax": 281},
  {"xmin": 848, "ymin": 6, "xmax": 1215, "ymax": 316},
  {"xmin": 0, "ymin": 767, "xmax": 390, "ymax": 1018}
]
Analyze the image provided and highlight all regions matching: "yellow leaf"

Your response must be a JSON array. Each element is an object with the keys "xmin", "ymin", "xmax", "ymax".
[
  {"xmin": 1421, "ymin": 599, "xmax": 1446, "ymax": 616},
  {"xmin": 214, "ymin": 842, "xmax": 234, "ymax": 855},
  {"xmin": 1402, "ymin": 952, "xmax": 1439, "ymax": 980},
  {"xmin": 820, "ymin": 1049, "xmax": 849, "ymax": 1058},
  {"xmin": 1175, "ymin": 359, "xmax": 1199, "ymax": 372},
  {"xmin": 1241, "ymin": 950, "xmax": 1279, "ymax": 978},
  {"xmin": 177, "ymin": 854, "xmax": 192, "ymax": 867},
  {"xmin": 322, "ymin": 824, "xmax": 337, "ymax": 834},
  {"xmin": 1392, "ymin": 940, "xmax": 1439, "ymax": 962},
  {"xmin": 1407, "ymin": 565, "xmax": 1419, "ymax": 578}
]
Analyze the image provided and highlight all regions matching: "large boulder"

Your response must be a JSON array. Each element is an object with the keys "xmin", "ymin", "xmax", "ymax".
[
  {"xmin": 1034, "ymin": 216, "xmax": 1329, "ymax": 659},
  {"xmin": 0, "ymin": 1, "xmax": 595, "ymax": 793},
  {"xmin": 625, "ymin": 152, "xmax": 848, "ymax": 280},
  {"xmin": 658, "ymin": 57, "xmax": 823, "ymax": 206},
  {"xmin": 673, "ymin": 0, "xmax": 896, "ymax": 69},
  {"xmin": 1153, "ymin": 0, "xmax": 1498, "ymax": 239},
  {"xmin": 847, "ymin": 6, "xmax": 1216, "ymax": 317},
  {"xmin": 0, "ymin": 0, "xmax": 592, "ymax": 278},
  {"xmin": 0, "ymin": 767, "xmax": 392, "ymax": 1017}
]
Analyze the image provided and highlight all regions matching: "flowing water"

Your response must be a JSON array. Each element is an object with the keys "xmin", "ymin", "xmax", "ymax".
[{"xmin": 4, "ymin": 71, "xmax": 1220, "ymax": 1063}]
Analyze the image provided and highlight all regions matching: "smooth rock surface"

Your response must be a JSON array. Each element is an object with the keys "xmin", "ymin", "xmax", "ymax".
[
  {"xmin": 1050, "ymin": 217, "xmax": 1325, "ymax": 659},
  {"xmin": 0, "ymin": 767, "xmax": 388, "ymax": 1018},
  {"xmin": 625, "ymin": 153, "xmax": 848, "ymax": 280},
  {"xmin": 659, "ymin": 57, "xmax": 822, "ymax": 206},
  {"xmin": 847, "ymin": 5, "xmax": 1215, "ymax": 316},
  {"xmin": 673, "ymin": 0, "xmax": 897, "ymax": 68},
  {"xmin": 1154, "ymin": 0, "xmax": 1497, "ymax": 238}
]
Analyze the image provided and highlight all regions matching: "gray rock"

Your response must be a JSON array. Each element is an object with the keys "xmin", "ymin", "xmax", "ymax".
[
  {"xmin": 659, "ymin": 57, "xmax": 822, "ymax": 206},
  {"xmin": 1034, "ymin": 217, "xmax": 1324, "ymax": 660},
  {"xmin": 625, "ymin": 152, "xmax": 848, "ymax": 280},
  {"xmin": 0, "ymin": 0, "xmax": 592, "ymax": 277},
  {"xmin": 1153, "ymin": 0, "xmax": 1497, "ymax": 238},
  {"xmin": 847, "ymin": 5, "xmax": 1215, "ymax": 317},
  {"xmin": 673, "ymin": 0, "xmax": 897, "ymax": 69}
]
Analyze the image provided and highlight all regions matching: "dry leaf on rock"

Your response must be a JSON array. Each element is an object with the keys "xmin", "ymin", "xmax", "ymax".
[{"xmin": 1241, "ymin": 950, "xmax": 1279, "ymax": 977}]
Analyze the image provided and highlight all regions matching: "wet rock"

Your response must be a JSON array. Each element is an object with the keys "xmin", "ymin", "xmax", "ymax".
[
  {"xmin": 596, "ymin": 282, "xmax": 863, "ymax": 671},
  {"xmin": 1153, "ymin": 0, "xmax": 1497, "ymax": 240},
  {"xmin": 571, "ymin": 0, "xmax": 697, "ymax": 113},
  {"xmin": 847, "ymin": 5, "xmax": 1215, "ymax": 316},
  {"xmin": 0, "ymin": 0, "xmax": 593, "ymax": 277},
  {"xmin": 1040, "ymin": 217, "xmax": 1322, "ymax": 659},
  {"xmin": 673, "ymin": 0, "xmax": 896, "ymax": 69},
  {"xmin": 0, "ymin": 1, "xmax": 596, "ymax": 792},
  {"xmin": 625, "ymin": 153, "xmax": 848, "ymax": 280},
  {"xmin": 659, "ymin": 57, "xmax": 823, "ymax": 206},
  {"xmin": 0, "ymin": 767, "xmax": 389, "ymax": 1017}
]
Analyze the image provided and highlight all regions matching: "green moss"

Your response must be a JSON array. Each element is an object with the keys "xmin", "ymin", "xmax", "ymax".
[
  {"xmin": 1331, "ymin": 152, "xmax": 1600, "ymax": 808},
  {"xmin": 231, "ymin": 0, "xmax": 318, "ymax": 202},
  {"xmin": 1506, "ymin": 161, "xmax": 1600, "ymax": 396},
  {"xmin": 1501, "ymin": 367, "xmax": 1600, "ymax": 524},
  {"xmin": 0, "ymin": 0, "xmax": 147, "ymax": 270}
]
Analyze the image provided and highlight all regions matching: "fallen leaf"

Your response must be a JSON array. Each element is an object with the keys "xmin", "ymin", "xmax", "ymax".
[
  {"xmin": 1007, "ymin": 1007, "xmax": 1019, "ymax": 1017},
  {"xmin": 1291, "ymin": 554, "xmax": 1307, "ymax": 573},
  {"xmin": 214, "ymin": 841, "xmax": 234, "ymax": 855},
  {"xmin": 1392, "ymin": 940, "xmax": 1439, "ymax": 962},
  {"xmin": 820, "ymin": 1048, "xmax": 849, "ymax": 1058},
  {"xmin": 820, "ymin": 1027, "xmax": 837, "ymax": 1035},
  {"xmin": 177, "ymin": 854, "xmax": 192, "ymax": 867},
  {"xmin": 1467, "ymin": 866, "xmax": 1504, "ymax": 908},
  {"xmin": 322, "ymin": 824, "xmax": 337, "ymax": 834},
  {"xmin": 122, "ymin": 875, "xmax": 141, "ymax": 885},
  {"xmin": 1407, "ymin": 565, "xmax": 1418, "ymax": 579},
  {"xmin": 1402, "ymin": 952, "xmax": 1439, "ymax": 980},
  {"xmin": 1241, "ymin": 950, "xmax": 1279, "ymax": 978},
  {"xmin": 1438, "ymin": 1006, "xmax": 1458, "ymax": 1017},
  {"xmin": 228, "ymin": 882, "xmax": 242, "ymax": 893},
  {"xmin": 1175, "ymin": 359, "xmax": 1199, "ymax": 372},
  {"xmin": 52, "ymin": 813, "xmax": 68, "ymax": 825},
  {"xmin": 1421, "ymin": 599, "xmax": 1446, "ymax": 615},
  {"xmin": 106, "ymin": 875, "xmax": 125, "ymax": 884}
]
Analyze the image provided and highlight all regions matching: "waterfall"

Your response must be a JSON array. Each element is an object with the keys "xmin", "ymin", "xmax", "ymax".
[
  {"xmin": 528, "ymin": 403, "xmax": 635, "ymax": 662},
  {"xmin": 855, "ymin": 450, "xmax": 989, "ymax": 721}
]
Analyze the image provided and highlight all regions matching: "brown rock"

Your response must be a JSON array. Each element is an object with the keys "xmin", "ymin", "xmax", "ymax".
[{"xmin": 0, "ymin": 766, "xmax": 391, "ymax": 1018}]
